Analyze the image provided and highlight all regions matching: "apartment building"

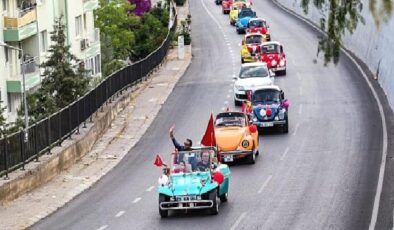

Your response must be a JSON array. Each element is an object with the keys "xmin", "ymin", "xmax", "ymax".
[{"xmin": 0, "ymin": 0, "xmax": 101, "ymax": 123}]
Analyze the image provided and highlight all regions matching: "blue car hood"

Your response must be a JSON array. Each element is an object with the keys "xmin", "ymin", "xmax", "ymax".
[
  {"xmin": 238, "ymin": 17, "xmax": 251, "ymax": 27},
  {"xmin": 158, "ymin": 172, "xmax": 217, "ymax": 196},
  {"xmin": 253, "ymin": 103, "xmax": 280, "ymax": 121}
]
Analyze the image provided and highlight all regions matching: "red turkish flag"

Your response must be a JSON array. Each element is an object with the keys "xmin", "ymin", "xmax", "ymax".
[
  {"xmin": 154, "ymin": 154, "xmax": 164, "ymax": 167},
  {"xmin": 201, "ymin": 113, "xmax": 216, "ymax": 147}
]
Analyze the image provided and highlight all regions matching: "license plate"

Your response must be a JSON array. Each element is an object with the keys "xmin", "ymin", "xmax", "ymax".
[
  {"xmin": 260, "ymin": 122, "xmax": 274, "ymax": 127},
  {"xmin": 223, "ymin": 155, "xmax": 233, "ymax": 162}
]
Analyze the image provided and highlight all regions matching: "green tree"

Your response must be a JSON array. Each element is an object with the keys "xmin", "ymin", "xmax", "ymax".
[
  {"xmin": 0, "ymin": 101, "xmax": 7, "ymax": 138},
  {"xmin": 35, "ymin": 15, "xmax": 89, "ymax": 116},
  {"xmin": 300, "ymin": 0, "xmax": 392, "ymax": 65},
  {"xmin": 95, "ymin": 0, "xmax": 140, "ymax": 60}
]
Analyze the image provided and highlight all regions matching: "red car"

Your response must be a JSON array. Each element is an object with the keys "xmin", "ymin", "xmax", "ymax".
[
  {"xmin": 222, "ymin": 0, "xmax": 232, "ymax": 14},
  {"xmin": 247, "ymin": 18, "xmax": 270, "ymax": 41},
  {"xmin": 259, "ymin": 41, "xmax": 286, "ymax": 75}
]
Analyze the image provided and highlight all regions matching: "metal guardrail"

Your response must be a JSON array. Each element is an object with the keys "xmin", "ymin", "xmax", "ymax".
[{"xmin": 0, "ymin": 6, "xmax": 178, "ymax": 179}]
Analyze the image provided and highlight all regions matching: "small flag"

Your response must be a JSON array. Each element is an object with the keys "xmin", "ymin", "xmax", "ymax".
[
  {"xmin": 201, "ymin": 113, "xmax": 216, "ymax": 147},
  {"xmin": 154, "ymin": 154, "xmax": 164, "ymax": 167}
]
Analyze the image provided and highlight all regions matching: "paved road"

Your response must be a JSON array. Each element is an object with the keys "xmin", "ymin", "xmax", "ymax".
[{"xmin": 34, "ymin": 0, "xmax": 383, "ymax": 229}]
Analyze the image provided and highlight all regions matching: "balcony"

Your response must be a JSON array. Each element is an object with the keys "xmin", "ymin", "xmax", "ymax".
[
  {"xmin": 83, "ymin": 28, "xmax": 101, "ymax": 58},
  {"xmin": 83, "ymin": 0, "xmax": 99, "ymax": 12},
  {"xmin": 3, "ymin": 7, "xmax": 38, "ymax": 42},
  {"xmin": 7, "ymin": 57, "xmax": 41, "ymax": 93}
]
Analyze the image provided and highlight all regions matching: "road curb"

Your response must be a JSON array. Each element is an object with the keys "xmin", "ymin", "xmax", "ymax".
[{"xmin": 269, "ymin": 0, "xmax": 393, "ymax": 228}]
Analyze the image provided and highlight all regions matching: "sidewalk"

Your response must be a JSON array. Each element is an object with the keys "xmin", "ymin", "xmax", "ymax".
[{"xmin": 0, "ymin": 21, "xmax": 191, "ymax": 230}]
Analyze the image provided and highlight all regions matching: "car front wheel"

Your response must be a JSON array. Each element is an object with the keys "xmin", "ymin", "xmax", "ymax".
[
  {"xmin": 159, "ymin": 194, "xmax": 169, "ymax": 218},
  {"xmin": 247, "ymin": 152, "xmax": 256, "ymax": 164},
  {"xmin": 209, "ymin": 189, "xmax": 219, "ymax": 215},
  {"xmin": 219, "ymin": 192, "xmax": 228, "ymax": 202}
]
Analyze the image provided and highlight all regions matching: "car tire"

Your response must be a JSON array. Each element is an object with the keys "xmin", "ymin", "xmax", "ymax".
[
  {"xmin": 209, "ymin": 189, "xmax": 219, "ymax": 215},
  {"xmin": 283, "ymin": 120, "xmax": 289, "ymax": 133},
  {"xmin": 241, "ymin": 58, "xmax": 245, "ymax": 63},
  {"xmin": 159, "ymin": 194, "xmax": 169, "ymax": 218},
  {"xmin": 282, "ymin": 69, "xmax": 287, "ymax": 75},
  {"xmin": 247, "ymin": 152, "xmax": 256, "ymax": 164},
  {"xmin": 219, "ymin": 192, "xmax": 228, "ymax": 202}
]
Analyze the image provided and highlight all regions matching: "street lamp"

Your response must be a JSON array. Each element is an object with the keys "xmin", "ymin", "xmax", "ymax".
[{"xmin": 0, "ymin": 41, "xmax": 29, "ymax": 143}]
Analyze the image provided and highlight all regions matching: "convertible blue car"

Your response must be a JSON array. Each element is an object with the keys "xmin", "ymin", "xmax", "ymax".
[
  {"xmin": 235, "ymin": 8, "xmax": 257, "ymax": 34},
  {"xmin": 157, "ymin": 147, "xmax": 231, "ymax": 217},
  {"xmin": 250, "ymin": 85, "xmax": 290, "ymax": 133}
]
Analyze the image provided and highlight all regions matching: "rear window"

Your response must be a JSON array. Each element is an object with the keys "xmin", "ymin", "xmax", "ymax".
[{"xmin": 239, "ymin": 65, "xmax": 269, "ymax": 79}]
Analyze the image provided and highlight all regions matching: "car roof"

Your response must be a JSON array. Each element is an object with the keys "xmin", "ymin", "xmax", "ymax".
[
  {"xmin": 253, "ymin": 85, "xmax": 281, "ymax": 92},
  {"xmin": 249, "ymin": 18, "xmax": 266, "ymax": 22},
  {"xmin": 245, "ymin": 33, "xmax": 263, "ymax": 37},
  {"xmin": 241, "ymin": 62, "xmax": 268, "ymax": 68},
  {"xmin": 262, "ymin": 41, "xmax": 281, "ymax": 46}
]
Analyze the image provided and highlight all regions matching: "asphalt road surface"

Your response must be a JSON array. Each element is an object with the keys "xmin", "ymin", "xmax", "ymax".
[{"xmin": 33, "ymin": 0, "xmax": 384, "ymax": 229}]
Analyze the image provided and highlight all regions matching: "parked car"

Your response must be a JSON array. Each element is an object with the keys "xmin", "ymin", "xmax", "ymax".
[
  {"xmin": 259, "ymin": 41, "xmax": 287, "ymax": 75},
  {"xmin": 251, "ymin": 85, "xmax": 289, "ymax": 133},
  {"xmin": 235, "ymin": 7, "xmax": 257, "ymax": 34},
  {"xmin": 247, "ymin": 18, "xmax": 271, "ymax": 41},
  {"xmin": 215, "ymin": 111, "xmax": 259, "ymax": 164},
  {"xmin": 157, "ymin": 147, "xmax": 231, "ymax": 217},
  {"xmin": 233, "ymin": 62, "xmax": 274, "ymax": 106}
]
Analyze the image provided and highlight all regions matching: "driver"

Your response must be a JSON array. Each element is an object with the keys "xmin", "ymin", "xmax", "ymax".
[{"xmin": 196, "ymin": 152, "xmax": 210, "ymax": 171}]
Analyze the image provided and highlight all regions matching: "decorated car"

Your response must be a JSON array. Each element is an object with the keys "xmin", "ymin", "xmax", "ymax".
[
  {"xmin": 233, "ymin": 62, "xmax": 274, "ymax": 106},
  {"xmin": 215, "ymin": 112, "xmax": 259, "ymax": 164},
  {"xmin": 157, "ymin": 147, "xmax": 231, "ymax": 217},
  {"xmin": 235, "ymin": 8, "xmax": 257, "ymax": 34},
  {"xmin": 240, "ymin": 33, "xmax": 264, "ymax": 63},
  {"xmin": 259, "ymin": 41, "xmax": 287, "ymax": 75},
  {"xmin": 221, "ymin": 0, "xmax": 232, "ymax": 14},
  {"xmin": 247, "ymin": 18, "xmax": 270, "ymax": 41},
  {"xmin": 229, "ymin": 2, "xmax": 245, "ymax": 25},
  {"xmin": 250, "ymin": 85, "xmax": 289, "ymax": 133}
]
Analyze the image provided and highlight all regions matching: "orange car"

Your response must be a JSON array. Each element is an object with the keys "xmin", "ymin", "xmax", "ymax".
[{"xmin": 215, "ymin": 111, "xmax": 259, "ymax": 164}]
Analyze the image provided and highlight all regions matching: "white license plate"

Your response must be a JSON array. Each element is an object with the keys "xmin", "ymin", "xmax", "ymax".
[
  {"xmin": 223, "ymin": 155, "xmax": 233, "ymax": 162},
  {"xmin": 260, "ymin": 122, "xmax": 274, "ymax": 127}
]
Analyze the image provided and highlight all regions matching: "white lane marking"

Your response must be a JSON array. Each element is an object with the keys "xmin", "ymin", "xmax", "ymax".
[
  {"xmin": 258, "ymin": 175, "xmax": 273, "ymax": 194},
  {"xmin": 227, "ymin": 94, "xmax": 231, "ymax": 98},
  {"xmin": 292, "ymin": 123, "xmax": 300, "ymax": 136},
  {"xmin": 271, "ymin": 4, "xmax": 388, "ymax": 229},
  {"xmin": 297, "ymin": 72, "xmax": 301, "ymax": 80},
  {"xmin": 299, "ymin": 87, "xmax": 303, "ymax": 96},
  {"xmin": 115, "ymin": 211, "xmax": 125, "ymax": 218},
  {"xmin": 133, "ymin": 197, "xmax": 142, "ymax": 203},
  {"xmin": 146, "ymin": 186, "xmax": 155, "ymax": 192},
  {"xmin": 230, "ymin": 212, "xmax": 247, "ymax": 230},
  {"xmin": 224, "ymin": 100, "xmax": 229, "ymax": 105},
  {"xmin": 298, "ymin": 104, "xmax": 303, "ymax": 114},
  {"xmin": 97, "ymin": 225, "xmax": 108, "ymax": 230},
  {"xmin": 280, "ymin": 147, "xmax": 290, "ymax": 161}
]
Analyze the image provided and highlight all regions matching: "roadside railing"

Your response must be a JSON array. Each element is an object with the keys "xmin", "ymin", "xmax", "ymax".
[{"xmin": 0, "ymin": 5, "xmax": 178, "ymax": 179}]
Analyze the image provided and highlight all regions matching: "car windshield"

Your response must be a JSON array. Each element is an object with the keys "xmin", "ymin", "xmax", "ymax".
[
  {"xmin": 253, "ymin": 89, "xmax": 281, "ymax": 104},
  {"xmin": 239, "ymin": 9, "xmax": 254, "ymax": 18},
  {"xmin": 249, "ymin": 20, "xmax": 265, "ymax": 27},
  {"xmin": 262, "ymin": 44, "xmax": 280, "ymax": 54},
  {"xmin": 239, "ymin": 65, "xmax": 269, "ymax": 79},
  {"xmin": 215, "ymin": 113, "xmax": 246, "ymax": 127},
  {"xmin": 171, "ymin": 150, "xmax": 216, "ymax": 173},
  {"xmin": 245, "ymin": 35, "xmax": 262, "ymax": 44}
]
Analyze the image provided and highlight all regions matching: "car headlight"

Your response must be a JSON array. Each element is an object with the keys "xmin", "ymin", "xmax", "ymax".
[
  {"xmin": 271, "ymin": 60, "xmax": 277, "ymax": 66},
  {"xmin": 279, "ymin": 59, "xmax": 285, "ymax": 66},
  {"xmin": 241, "ymin": 140, "xmax": 249, "ymax": 148},
  {"xmin": 278, "ymin": 108, "xmax": 286, "ymax": 120},
  {"xmin": 235, "ymin": 84, "xmax": 245, "ymax": 90}
]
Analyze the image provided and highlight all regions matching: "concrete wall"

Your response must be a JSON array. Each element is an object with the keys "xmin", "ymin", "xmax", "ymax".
[{"xmin": 275, "ymin": 0, "xmax": 394, "ymax": 110}]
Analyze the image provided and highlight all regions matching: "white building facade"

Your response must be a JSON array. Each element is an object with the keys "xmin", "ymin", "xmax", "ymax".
[{"xmin": 0, "ymin": 0, "xmax": 101, "ymax": 123}]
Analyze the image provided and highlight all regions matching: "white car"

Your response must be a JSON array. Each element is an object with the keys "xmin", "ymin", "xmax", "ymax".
[{"xmin": 233, "ymin": 62, "xmax": 275, "ymax": 106}]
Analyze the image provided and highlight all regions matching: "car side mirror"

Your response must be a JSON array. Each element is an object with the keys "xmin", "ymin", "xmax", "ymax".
[
  {"xmin": 280, "ymin": 90, "xmax": 285, "ymax": 100},
  {"xmin": 269, "ymin": 70, "xmax": 275, "ymax": 77},
  {"xmin": 280, "ymin": 45, "xmax": 284, "ymax": 53}
]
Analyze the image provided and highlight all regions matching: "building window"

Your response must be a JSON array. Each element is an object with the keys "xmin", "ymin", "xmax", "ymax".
[
  {"xmin": 83, "ymin": 13, "xmax": 87, "ymax": 31},
  {"xmin": 40, "ymin": 30, "xmax": 48, "ymax": 53},
  {"xmin": 84, "ymin": 54, "xmax": 102, "ymax": 76},
  {"xmin": 2, "ymin": 0, "xmax": 7, "ymax": 11},
  {"xmin": 4, "ymin": 47, "xmax": 9, "ymax": 63},
  {"xmin": 75, "ymin": 15, "xmax": 82, "ymax": 37},
  {"xmin": 7, "ymin": 93, "xmax": 12, "ymax": 112}
]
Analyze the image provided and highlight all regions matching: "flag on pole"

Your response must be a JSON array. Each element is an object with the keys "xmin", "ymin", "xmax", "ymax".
[
  {"xmin": 154, "ymin": 154, "xmax": 164, "ymax": 167},
  {"xmin": 201, "ymin": 113, "xmax": 216, "ymax": 147}
]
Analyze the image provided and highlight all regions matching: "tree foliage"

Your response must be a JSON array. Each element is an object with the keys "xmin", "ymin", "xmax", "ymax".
[{"xmin": 300, "ymin": 0, "xmax": 392, "ymax": 65}]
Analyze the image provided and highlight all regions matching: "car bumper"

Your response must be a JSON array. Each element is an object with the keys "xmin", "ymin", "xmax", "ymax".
[
  {"xmin": 254, "ymin": 120, "xmax": 287, "ymax": 128},
  {"xmin": 160, "ymin": 200, "xmax": 213, "ymax": 210},
  {"xmin": 221, "ymin": 150, "xmax": 254, "ymax": 162}
]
